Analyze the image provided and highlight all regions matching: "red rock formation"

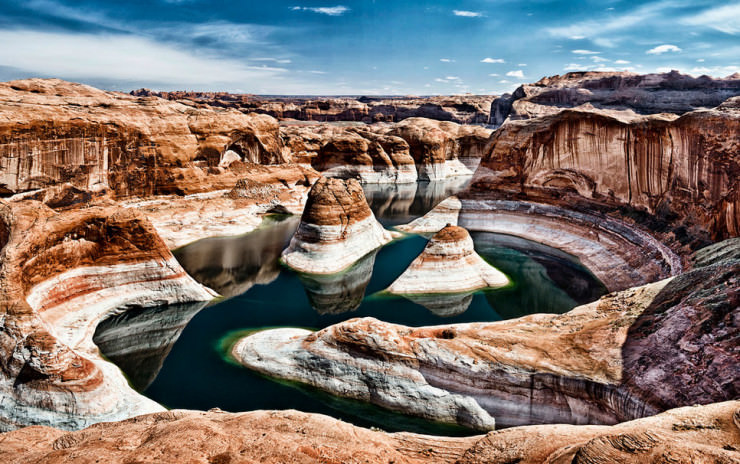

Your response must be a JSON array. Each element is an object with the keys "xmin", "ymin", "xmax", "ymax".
[
  {"xmin": 0, "ymin": 402, "xmax": 737, "ymax": 463},
  {"xmin": 491, "ymin": 70, "xmax": 740, "ymax": 125},
  {"xmin": 0, "ymin": 79, "xmax": 287, "ymax": 197},
  {"xmin": 0, "ymin": 199, "xmax": 215, "ymax": 430},
  {"xmin": 473, "ymin": 100, "xmax": 740, "ymax": 244},
  {"xmin": 130, "ymin": 90, "xmax": 496, "ymax": 124}
]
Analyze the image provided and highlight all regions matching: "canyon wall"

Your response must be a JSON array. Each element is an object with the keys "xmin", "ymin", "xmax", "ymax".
[
  {"xmin": 131, "ymin": 89, "xmax": 495, "ymax": 124},
  {"xmin": 490, "ymin": 70, "xmax": 740, "ymax": 125},
  {"xmin": 0, "ymin": 200, "xmax": 216, "ymax": 430},
  {"xmin": 0, "ymin": 79, "xmax": 287, "ymax": 197},
  {"xmin": 473, "ymin": 99, "xmax": 740, "ymax": 246}
]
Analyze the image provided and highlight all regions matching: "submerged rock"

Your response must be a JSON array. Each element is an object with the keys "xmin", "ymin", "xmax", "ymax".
[
  {"xmin": 401, "ymin": 292, "xmax": 475, "ymax": 317},
  {"xmin": 388, "ymin": 225, "xmax": 509, "ymax": 294},
  {"xmin": 281, "ymin": 177, "xmax": 397, "ymax": 274}
]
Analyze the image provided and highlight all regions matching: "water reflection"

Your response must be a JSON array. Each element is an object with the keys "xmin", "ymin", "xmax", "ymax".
[
  {"xmin": 400, "ymin": 292, "xmax": 474, "ymax": 317},
  {"xmin": 173, "ymin": 215, "xmax": 299, "ymax": 298},
  {"xmin": 297, "ymin": 250, "xmax": 378, "ymax": 314},
  {"xmin": 363, "ymin": 177, "xmax": 471, "ymax": 227},
  {"xmin": 93, "ymin": 301, "xmax": 209, "ymax": 391}
]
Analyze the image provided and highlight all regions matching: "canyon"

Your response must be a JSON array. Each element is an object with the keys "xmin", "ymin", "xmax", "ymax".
[{"xmin": 0, "ymin": 73, "xmax": 737, "ymax": 462}]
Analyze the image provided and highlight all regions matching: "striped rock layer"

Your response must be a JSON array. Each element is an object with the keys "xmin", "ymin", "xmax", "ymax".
[
  {"xmin": 0, "ymin": 200, "xmax": 216, "ymax": 431},
  {"xmin": 388, "ymin": 225, "xmax": 509, "ymax": 294},
  {"xmin": 281, "ymin": 177, "xmax": 397, "ymax": 274}
]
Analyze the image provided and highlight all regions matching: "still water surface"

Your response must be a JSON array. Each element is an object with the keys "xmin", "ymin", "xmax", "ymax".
[{"xmin": 94, "ymin": 180, "xmax": 606, "ymax": 435}]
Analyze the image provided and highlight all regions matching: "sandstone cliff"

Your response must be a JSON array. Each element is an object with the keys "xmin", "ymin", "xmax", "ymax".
[
  {"xmin": 281, "ymin": 177, "xmax": 397, "ymax": 274},
  {"xmin": 473, "ymin": 100, "xmax": 740, "ymax": 246},
  {"xmin": 490, "ymin": 70, "xmax": 740, "ymax": 125},
  {"xmin": 234, "ymin": 240, "xmax": 738, "ymax": 431},
  {"xmin": 131, "ymin": 90, "xmax": 495, "ymax": 124},
  {"xmin": 0, "ymin": 200, "xmax": 216, "ymax": 430},
  {"xmin": 0, "ymin": 79, "xmax": 287, "ymax": 197}
]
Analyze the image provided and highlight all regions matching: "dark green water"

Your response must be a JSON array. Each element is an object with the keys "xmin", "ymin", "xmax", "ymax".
[{"xmin": 93, "ymin": 181, "xmax": 607, "ymax": 435}]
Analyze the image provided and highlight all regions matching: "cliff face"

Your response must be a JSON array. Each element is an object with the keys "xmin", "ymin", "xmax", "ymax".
[
  {"xmin": 234, "ymin": 240, "xmax": 738, "ymax": 431},
  {"xmin": 131, "ymin": 90, "xmax": 495, "ymax": 124},
  {"xmin": 490, "ymin": 70, "xmax": 740, "ymax": 125},
  {"xmin": 0, "ymin": 79, "xmax": 287, "ymax": 197},
  {"xmin": 473, "ymin": 100, "xmax": 740, "ymax": 243},
  {"xmin": 0, "ymin": 199, "xmax": 215, "ymax": 430}
]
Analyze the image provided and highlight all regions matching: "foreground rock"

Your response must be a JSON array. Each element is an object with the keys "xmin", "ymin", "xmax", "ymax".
[
  {"xmin": 281, "ymin": 177, "xmax": 397, "ymax": 274},
  {"xmin": 388, "ymin": 225, "xmax": 508, "ymax": 294},
  {"xmin": 0, "ymin": 79, "xmax": 288, "ymax": 197},
  {"xmin": 132, "ymin": 90, "xmax": 496, "ymax": 124},
  {"xmin": 491, "ymin": 70, "xmax": 740, "ymax": 125},
  {"xmin": 0, "ymin": 200, "xmax": 216, "ymax": 431},
  {"xmin": 234, "ymin": 243, "xmax": 737, "ymax": 430},
  {"xmin": 3, "ymin": 401, "xmax": 737, "ymax": 463}
]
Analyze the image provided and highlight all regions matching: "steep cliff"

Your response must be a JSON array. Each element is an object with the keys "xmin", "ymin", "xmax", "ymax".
[
  {"xmin": 0, "ymin": 79, "xmax": 287, "ymax": 197},
  {"xmin": 490, "ymin": 70, "xmax": 740, "ymax": 125},
  {"xmin": 473, "ymin": 100, "xmax": 740, "ymax": 244},
  {"xmin": 0, "ymin": 200, "xmax": 216, "ymax": 430}
]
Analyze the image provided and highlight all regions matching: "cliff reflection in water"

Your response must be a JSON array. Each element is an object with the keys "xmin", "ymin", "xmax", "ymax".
[{"xmin": 173, "ymin": 215, "xmax": 300, "ymax": 298}]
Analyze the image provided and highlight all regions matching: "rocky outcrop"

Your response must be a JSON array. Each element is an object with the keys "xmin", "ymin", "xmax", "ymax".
[
  {"xmin": 131, "ymin": 90, "xmax": 495, "ymax": 124},
  {"xmin": 388, "ymin": 225, "xmax": 509, "ymax": 294},
  {"xmin": 399, "ymin": 197, "xmax": 680, "ymax": 293},
  {"xmin": 0, "ymin": 79, "xmax": 287, "ymax": 197},
  {"xmin": 281, "ymin": 177, "xmax": 397, "ymax": 274},
  {"xmin": 234, "ymin": 244, "xmax": 738, "ymax": 430},
  {"xmin": 2, "ymin": 401, "xmax": 738, "ymax": 463},
  {"xmin": 387, "ymin": 118, "xmax": 492, "ymax": 181},
  {"xmin": 0, "ymin": 200, "xmax": 216, "ymax": 431},
  {"xmin": 281, "ymin": 119, "xmax": 491, "ymax": 183},
  {"xmin": 473, "ymin": 100, "xmax": 740, "ymax": 245},
  {"xmin": 490, "ymin": 70, "xmax": 740, "ymax": 125}
]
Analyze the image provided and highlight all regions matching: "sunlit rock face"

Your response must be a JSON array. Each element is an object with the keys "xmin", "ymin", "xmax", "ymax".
[
  {"xmin": 490, "ymin": 70, "xmax": 740, "ymax": 125},
  {"xmin": 474, "ymin": 99, "xmax": 740, "ymax": 245},
  {"xmin": 2, "ymin": 401, "xmax": 738, "ymax": 464},
  {"xmin": 0, "ymin": 78, "xmax": 287, "ymax": 197},
  {"xmin": 0, "ymin": 200, "xmax": 216, "ymax": 431},
  {"xmin": 234, "ymin": 240, "xmax": 738, "ymax": 431},
  {"xmin": 281, "ymin": 177, "xmax": 397, "ymax": 274},
  {"xmin": 388, "ymin": 225, "xmax": 509, "ymax": 295}
]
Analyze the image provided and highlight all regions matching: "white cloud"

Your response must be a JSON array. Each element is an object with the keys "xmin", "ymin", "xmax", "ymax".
[
  {"xmin": 453, "ymin": 10, "xmax": 483, "ymax": 17},
  {"xmin": 488, "ymin": 73, "xmax": 499, "ymax": 77},
  {"xmin": 307, "ymin": 70, "xmax": 327, "ymax": 74},
  {"xmin": 591, "ymin": 56, "xmax": 610, "ymax": 62},
  {"xmin": 572, "ymin": 49, "xmax": 600, "ymax": 55},
  {"xmin": 481, "ymin": 57, "xmax": 505, "ymax": 63},
  {"xmin": 518, "ymin": 63, "xmax": 527, "ymax": 67},
  {"xmin": 564, "ymin": 63, "xmax": 584, "ymax": 71},
  {"xmin": 505, "ymin": 70, "xmax": 525, "ymax": 78},
  {"xmin": 445, "ymin": 76, "xmax": 461, "ymax": 80},
  {"xmin": 614, "ymin": 59, "xmax": 631, "ymax": 64},
  {"xmin": 253, "ymin": 57, "xmax": 292, "ymax": 64},
  {"xmin": 499, "ymin": 79, "xmax": 511, "ymax": 84},
  {"xmin": 569, "ymin": 35, "xmax": 586, "ymax": 40},
  {"xmin": 546, "ymin": 1, "xmax": 675, "ymax": 40},
  {"xmin": 646, "ymin": 44, "xmax": 682, "ymax": 55},
  {"xmin": 697, "ymin": 58, "xmax": 705, "ymax": 62},
  {"xmin": 291, "ymin": 5, "xmax": 349, "ymax": 16},
  {"xmin": 682, "ymin": 3, "xmax": 740, "ymax": 35},
  {"xmin": 440, "ymin": 58, "xmax": 455, "ymax": 62},
  {"xmin": 0, "ymin": 30, "xmax": 288, "ymax": 89}
]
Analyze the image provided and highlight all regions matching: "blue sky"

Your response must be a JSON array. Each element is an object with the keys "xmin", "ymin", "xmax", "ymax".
[{"xmin": 0, "ymin": 0, "xmax": 738, "ymax": 94}]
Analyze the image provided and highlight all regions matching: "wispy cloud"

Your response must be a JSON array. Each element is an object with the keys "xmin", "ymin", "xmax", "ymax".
[
  {"xmin": 646, "ymin": 44, "xmax": 681, "ymax": 54},
  {"xmin": 506, "ymin": 70, "xmax": 525, "ymax": 78},
  {"xmin": 572, "ymin": 49, "xmax": 600, "ymax": 55},
  {"xmin": 453, "ymin": 10, "xmax": 483, "ymax": 18},
  {"xmin": 546, "ymin": 1, "xmax": 677, "ymax": 39},
  {"xmin": 614, "ymin": 59, "xmax": 631, "ymax": 64},
  {"xmin": 440, "ymin": 58, "xmax": 455, "ymax": 63},
  {"xmin": 481, "ymin": 57, "xmax": 505, "ymax": 63},
  {"xmin": 682, "ymin": 3, "xmax": 740, "ymax": 35},
  {"xmin": 291, "ymin": 5, "xmax": 349, "ymax": 16}
]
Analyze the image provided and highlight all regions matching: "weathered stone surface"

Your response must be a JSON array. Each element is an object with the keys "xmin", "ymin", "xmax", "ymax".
[
  {"xmin": 400, "ymin": 197, "xmax": 681, "ymax": 293},
  {"xmin": 2, "ymin": 402, "xmax": 738, "ymax": 464},
  {"xmin": 490, "ymin": 70, "xmax": 740, "ymax": 125},
  {"xmin": 388, "ymin": 225, "xmax": 509, "ymax": 294},
  {"xmin": 0, "ymin": 78, "xmax": 287, "ymax": 197},
  {"xmin": 0, "ymin": 200, "xmax": 216, "ymax": 431},
  {"xmin": 473, "ymin": 100, "xmax": 740, "ymax": 245},
  {"xmin": 234, "ymin": 248, "xmax": 738, "ymax": 430},
  {"xmin": 131, "ymin": 90, "xmax": 496, "ymax": 124},
  {"xmin": 281, "ymin": 177, "xmax": 397, "ymax": 274}
]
